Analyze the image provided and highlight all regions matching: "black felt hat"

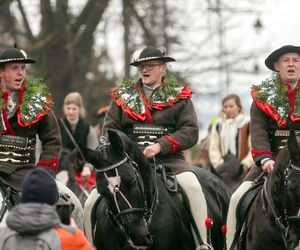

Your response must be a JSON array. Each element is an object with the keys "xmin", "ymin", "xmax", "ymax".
[
  {"xmin": 130, "ymin": 46, "xmax": 175, "ymax": 66},
  {"xmin": 21, "ymin": 168, "xmax": 59, "ymax": 205},
  {"xmin": 0, "ymin": 48, "xmax": 36, "ymax": 65},
  {"xmin": 265, "ymin": 45, "xmax": 300, "ymax": 71}
]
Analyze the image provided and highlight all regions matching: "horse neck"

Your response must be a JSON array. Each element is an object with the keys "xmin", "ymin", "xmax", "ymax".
[{"xmin": 268, "ymin": 163, "xmax": 287, "ymax": 214}]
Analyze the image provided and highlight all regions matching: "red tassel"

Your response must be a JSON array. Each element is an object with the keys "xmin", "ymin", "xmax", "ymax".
[
  {"xmin": 221, "ymin": 225, "xmax": 227, "ymax": 234},
  {"xmin": 205, "ymin": 217, "xmax": 213, "ymax": 229}
]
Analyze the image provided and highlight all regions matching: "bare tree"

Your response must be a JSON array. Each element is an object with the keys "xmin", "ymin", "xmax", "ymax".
[{"xmin": 0, "ymin": 0, "xmax": 110, "ymax": 117}]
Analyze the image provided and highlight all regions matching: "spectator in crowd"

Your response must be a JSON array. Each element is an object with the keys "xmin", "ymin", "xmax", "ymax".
[
  {"xmin": 209, "ymin": 94, "xmax": 253, "ymax": 172},
  {"xmin": 57, "ymin": 92, "xmax": 98, "ymax": 203},
  {"xmin": 0, "ymin": 168, "xmax": 92, "ymax": 250}
]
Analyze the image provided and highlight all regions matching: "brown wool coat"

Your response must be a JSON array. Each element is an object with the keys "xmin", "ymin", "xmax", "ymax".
[
  {"xmin": 250, "ymin": 101, "xmax": 300, "ymax": 166},
  {"xmin": 0, "ymin": 109, "xmax": 61, "ymax": 191},
  {"xmin": 103, "ymin": 90, "xmax": 199, "ymax": 174}
]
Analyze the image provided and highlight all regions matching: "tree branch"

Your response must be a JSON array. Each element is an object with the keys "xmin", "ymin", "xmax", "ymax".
[
  {"xmin": 16, "ymin": 0, "xmax": 35, "ymax": 42},
  {"xmin": 127, "ymin": 0, "xmax": 156, "ymax": 45},
  {"xmin": 70, "ymin": 0, "xmax": 98, "ymax": 35},
  {"xmin": 40, "ymin": 0, "xmax": 54, "ymax": 35}
]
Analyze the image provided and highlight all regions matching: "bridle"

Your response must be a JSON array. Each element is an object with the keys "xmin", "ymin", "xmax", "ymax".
[
  {"xmin": 94, "ymin": 144, "xmax": 159, "ymax": 245},
  {"xmin": 262, "ymin": 160, "xmax": 300, "ymax": 249}
]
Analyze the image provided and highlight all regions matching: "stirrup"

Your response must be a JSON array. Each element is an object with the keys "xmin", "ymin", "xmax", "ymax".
[{"xmin": 196, "ymin": 243, "xmax": 214, "ymax": 250}]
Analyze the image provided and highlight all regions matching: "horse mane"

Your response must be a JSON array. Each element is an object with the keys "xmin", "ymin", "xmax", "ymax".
[
  {"xmin": 271, "ymin": 147, "xmax": 289, "ymax": 209},
  {"xmin": 108, "ymin": 129, "xmax": 151, "ymax": 172},
  {"xmin": 270, "ymin": 131, "xmax": 300, "ymax": 213}
]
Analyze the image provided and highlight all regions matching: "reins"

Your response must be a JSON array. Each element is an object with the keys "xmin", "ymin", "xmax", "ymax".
[
  {"xmin": 262, "ymin": 160, "xmax": 300, "ymax": 249},
  {"xmin": 95, "ymin": 146, "xmax": 159, "ymax": 229}
]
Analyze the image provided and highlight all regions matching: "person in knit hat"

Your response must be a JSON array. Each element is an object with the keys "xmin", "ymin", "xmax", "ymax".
[{"xmin": 0, "ymin": 168, "xmax": 92, "ymax": 250}]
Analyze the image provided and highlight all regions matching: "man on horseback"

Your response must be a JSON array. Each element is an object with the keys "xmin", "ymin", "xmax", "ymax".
[
  {"xmin": 84, "ymin": 46, "xmax": 211, "ymax": 249},
  {"xmin": 226, "ymin": 45, "xmax": 300, "ymax": 249},
  {"xmin": 0, "ymin": 47, "xmax": 61, "ymax": 192}
]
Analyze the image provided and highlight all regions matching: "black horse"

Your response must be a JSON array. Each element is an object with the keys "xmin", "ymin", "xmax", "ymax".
[
  {"xmin": 81, "ymin": 129, "xmax": 230, "ymax": 250},
  {"xmin": 214, "ymin": 154, "xmax": 246, "ymax": 194},
  {"xmin": 239, "ymin": 131, "xmax": 300, "ymax": 250}
]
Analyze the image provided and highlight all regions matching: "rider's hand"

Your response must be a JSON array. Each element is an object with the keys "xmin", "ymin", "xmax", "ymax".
[
  {"xmin": 261, "ymin": 159, "xmax": 275, "ymax": 173},
  {"xmin": 143, "ymin": 143, "xmax": 162, "ymax": 158},
  {"xmin": 81, "ymin": 164, "xmax": 92, "ymax": 178}
]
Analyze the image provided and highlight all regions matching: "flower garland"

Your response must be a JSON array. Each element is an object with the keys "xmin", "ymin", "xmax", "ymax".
[
  {"xmin": 252, "ymin": 74, "xmax": 300, "ymax": 121},
  {"xmin": 0, "ymin": 76, "xmax": 53, "ymax": 131},
  {"xmin": 19, "ymin": 76, "xmax": 53, "ymax": 124},
  {"xmin": 113, "ymin": 75, "xmax": 183, "ymax": 115}
]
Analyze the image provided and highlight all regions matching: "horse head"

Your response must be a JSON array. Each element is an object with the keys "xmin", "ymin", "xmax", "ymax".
[
  {"xmin": 286, "ymin": 131, "xmax": 300, "ymax": 247},
  {"xmin": 271, "ymin": 130, "xmax": 300, "ymax": 248},
  {"xmin": 81, "ymin": 129, "xmax": 153, "ymax": 249},
  {"xmin": 215, "ymin": 153, "xmax": 242, "ymax": 193}
]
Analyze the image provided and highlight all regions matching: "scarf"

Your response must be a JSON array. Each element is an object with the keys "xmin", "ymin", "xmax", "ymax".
[{"xmin": 220, "ymin": 113, "xmax": 249, "ymax": 156}]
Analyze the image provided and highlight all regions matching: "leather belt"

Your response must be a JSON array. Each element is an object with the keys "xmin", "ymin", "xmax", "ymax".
[
  {"xmin": 0, "ymin": 135, "xmax": 36, "ymax": 150},
  {"xmin": 132, "ymin": 124, "xmax": 174, "ymax": 147},
  {"xmin": 269, "ymin": 129, "xmax": 300, "ymax": 153},
  {"xmin": 0, "ymin": 135, "xmax": 36, "ymax": 164}
]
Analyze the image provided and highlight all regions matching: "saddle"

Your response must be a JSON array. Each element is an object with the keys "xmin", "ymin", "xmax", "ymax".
[
  {"xmin": 155, "ymin": 163, "xmax": 178, "ymax": 193},
  {"xmin": 232, "ymin": 181, "xmax": 264, "ymax": 249}
]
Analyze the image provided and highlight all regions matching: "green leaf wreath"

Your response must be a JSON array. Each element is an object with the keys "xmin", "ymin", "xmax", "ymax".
[
  {"xmin": 253, "ymin": 74, "xmax": 300, "ymax": 120},
  {"xmin": 114, "ymin": 75, "xmax": 182, "ymax": 114}
]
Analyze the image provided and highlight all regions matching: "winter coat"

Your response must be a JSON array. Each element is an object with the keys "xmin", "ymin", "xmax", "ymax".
[
  {"xmin": 0, "ymin": 82, "xmax": 61, "ymax": 191},
  {"xmin": 250, "ymin": 76, "xmax": 300, "ymax": 166},
  {"xmin": 0, "ymin": 203, "xmax": 92, "ymax": 250},
  {"xmin": 209, "ymin": 113, "xmax": 253, "ymax": 169},
  {"xmin": 103, "ymin": 78, "xmax": 199, "ymax": 174}
]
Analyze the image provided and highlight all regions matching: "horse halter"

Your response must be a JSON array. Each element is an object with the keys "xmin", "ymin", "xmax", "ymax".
[
  {"xmin": 262, "ymin": 160, "xmax": 300, "ymax": 249},
  {"xmin": 95, "ymin": 152, "xmax": 147, "ymax": 225}
]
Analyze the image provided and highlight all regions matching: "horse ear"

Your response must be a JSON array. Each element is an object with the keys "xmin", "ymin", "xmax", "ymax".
[
  {"xmin": 79, "ymin": 143, "xmax": 99, "ymax": 164},
  {"xmin": 107, "ymin": 129, "xmax": 124, "ymax": 153}
]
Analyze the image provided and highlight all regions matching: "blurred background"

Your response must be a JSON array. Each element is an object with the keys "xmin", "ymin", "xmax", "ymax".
[{"xmin": 0, "ymin": 0, "xmax": 299, "ymax": 139}]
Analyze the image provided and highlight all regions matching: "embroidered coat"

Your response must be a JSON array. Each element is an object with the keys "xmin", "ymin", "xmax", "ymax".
[
  {"xmin": 0, "ymin": 82, "xmax": 61, "ymax": 191},
  {"xmin": 250, "ymin": 76, "xmax": 300, "ymax": 166},
  {"xmin": 209, "ymin": 113, "xmax": 253, "ymax": 170},
  {"xmin": 103, "ymin": 79, "xmax": 199, "ymax": 174}
]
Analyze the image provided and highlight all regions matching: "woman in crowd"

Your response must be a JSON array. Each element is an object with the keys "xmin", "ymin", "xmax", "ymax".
[
  {"xmin": 209, "ymin": 94, "xmax": 253, "ymax": 176},
  {"xmin": 57, "ymin": 92, "xmax": 98, "ymax": 202}
]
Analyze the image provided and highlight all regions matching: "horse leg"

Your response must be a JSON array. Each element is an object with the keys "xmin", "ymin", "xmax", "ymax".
[{"xmin": 55, "ymin": 179, "xmax": 84, "ymax": 231}]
